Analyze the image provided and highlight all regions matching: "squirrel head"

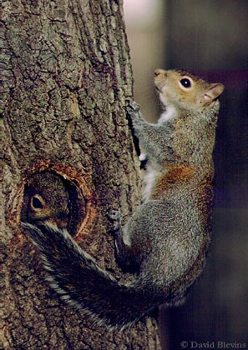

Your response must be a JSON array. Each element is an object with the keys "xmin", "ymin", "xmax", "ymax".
[
  {"xmin": 23, "ymin": 172, "xmax": 70, "ymax": 228},
  {"xmin": 154, "ymin": 69, "xmax": 224, "ymax": 113}
]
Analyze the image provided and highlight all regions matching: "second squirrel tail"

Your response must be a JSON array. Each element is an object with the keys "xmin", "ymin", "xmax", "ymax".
[{"xmin": 21, "ymin": 221, "xmax": 163, "ymax": 330}]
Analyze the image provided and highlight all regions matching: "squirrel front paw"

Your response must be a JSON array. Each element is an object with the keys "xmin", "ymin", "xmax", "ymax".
[
  {"xmin": 108, "ymin": 210, "xmax": 122, "ymax": 231},
  {"xmin": 126, "ymin": 100, "xmax": 143, "ymax": 126},
  {"xmin": 127, "ymin": 100, "xmax": 140, "ymax": 113},
  {"xmin": 126, "ymin": 101, "xmax": 140, "ymax": 117}
]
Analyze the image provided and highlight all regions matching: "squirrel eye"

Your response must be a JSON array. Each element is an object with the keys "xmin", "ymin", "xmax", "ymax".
[
  {"xmin": 31, "ymin": 195, "xmax": 45, "ymax": 210},
  {"xmin": 180, "ymin": 78, "xmax": 191, "ymax": 88}
]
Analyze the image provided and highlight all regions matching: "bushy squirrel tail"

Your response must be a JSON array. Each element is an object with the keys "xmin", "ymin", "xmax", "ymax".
[{"xmin": 21, "ymin": 221, "xmax": 161, "ymax": 330}]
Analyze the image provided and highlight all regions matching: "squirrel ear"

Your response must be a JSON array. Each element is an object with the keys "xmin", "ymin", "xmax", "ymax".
[{"xmin": 203, "ymin": 83, "xmax": 225, "ymax": 105}]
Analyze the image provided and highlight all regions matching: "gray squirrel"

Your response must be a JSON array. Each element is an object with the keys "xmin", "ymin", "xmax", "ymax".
[{"xmin": 21, "ymin": 69, "xmax": 224, "ymax": 331}]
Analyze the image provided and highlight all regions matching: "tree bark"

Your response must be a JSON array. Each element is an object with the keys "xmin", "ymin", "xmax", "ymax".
[{"xmin": 1, "ymin": 0, "xmax": 161, "ymax": 348}]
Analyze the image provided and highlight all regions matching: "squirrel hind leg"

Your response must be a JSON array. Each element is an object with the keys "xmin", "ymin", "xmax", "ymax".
[
  {"xmin": 114, "ymin": 227, "xmax": 143, "ymax": 273},
  {"xmin": 108, "ymin": 210, "xmax": 142, "ymax": 272}
]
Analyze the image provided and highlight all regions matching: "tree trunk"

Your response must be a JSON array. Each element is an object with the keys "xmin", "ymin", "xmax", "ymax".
[{"xmin": 1, "ymin": 0, "xmax": 162, "ymax": 348}]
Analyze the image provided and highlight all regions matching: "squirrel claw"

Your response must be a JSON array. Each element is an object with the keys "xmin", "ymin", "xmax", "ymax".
[
  {"xmin": 126, "ymin": 100, "xmax": 140, "ymax": 115},
  {"xmin": 108, "ymin": 210, "xmax": 122, "ymax": 231}
]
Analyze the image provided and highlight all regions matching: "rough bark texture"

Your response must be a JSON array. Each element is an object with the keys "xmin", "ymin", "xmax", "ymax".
[{"xmin": 1, "ymin": 0, "xmax": 161, "ymax": 349}]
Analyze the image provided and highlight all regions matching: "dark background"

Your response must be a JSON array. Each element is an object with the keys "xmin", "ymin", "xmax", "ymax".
[
  {"xmin": 125, "ymin": 0, "xmax": 248, "ymax": 348},
  {"xmin": 160, "ymin": 1, "xmax": 248, "ymax": 348}
]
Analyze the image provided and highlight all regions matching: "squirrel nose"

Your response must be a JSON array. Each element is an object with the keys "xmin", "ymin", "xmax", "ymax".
[{"xmin": 154, "ymin": 69, "xmax": 164, "ymax": 77}]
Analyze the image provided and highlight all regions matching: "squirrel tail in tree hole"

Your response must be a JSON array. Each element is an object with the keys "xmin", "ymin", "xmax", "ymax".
[{"xmin": 21, "ymin": 69, "xmax": 224, "ymax": 331}]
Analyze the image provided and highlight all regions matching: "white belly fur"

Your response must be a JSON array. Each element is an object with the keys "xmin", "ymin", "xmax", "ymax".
[{"xmin": 142, "ymin": 166, "xmax": 159, "ymax": 201}]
